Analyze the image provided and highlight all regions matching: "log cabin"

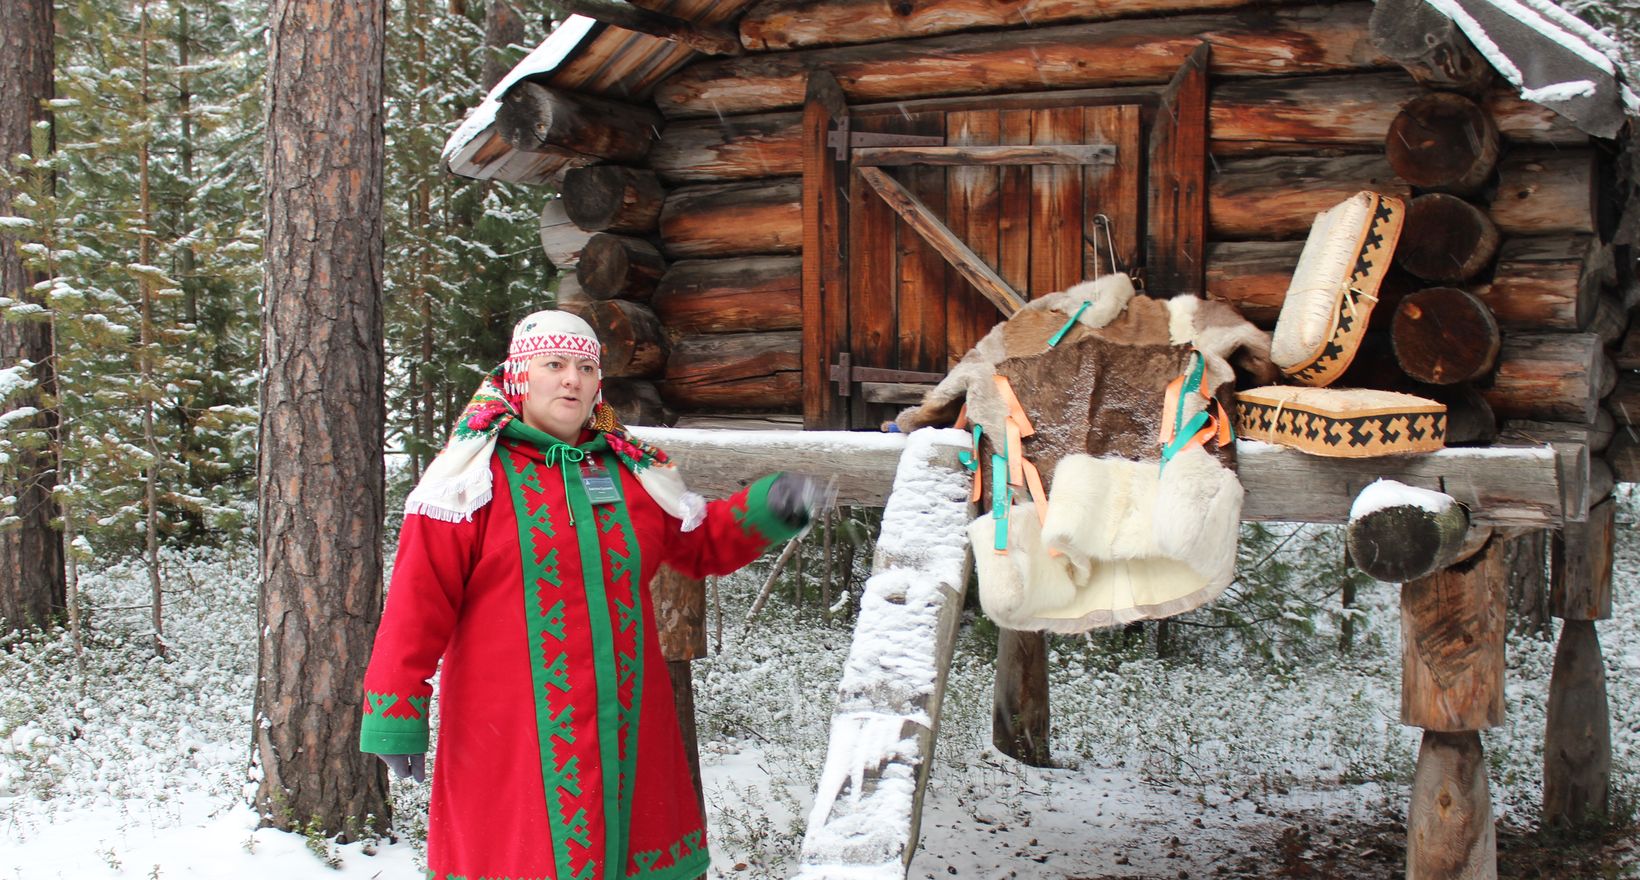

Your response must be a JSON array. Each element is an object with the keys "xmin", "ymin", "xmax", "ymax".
[{"xmin": 441, "ymin": 1, "xmax": 1636, "ymax": 877}]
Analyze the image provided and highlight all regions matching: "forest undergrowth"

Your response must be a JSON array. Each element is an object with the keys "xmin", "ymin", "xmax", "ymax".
[{"xmin": 1, "ymin": 489, "xmax": 1637, "ymax": 878}]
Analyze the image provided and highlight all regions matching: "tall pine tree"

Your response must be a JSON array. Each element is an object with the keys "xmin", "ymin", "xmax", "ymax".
[{"xmin": 0, "ymin": 0, "xmax": 66, "ymax": 633}]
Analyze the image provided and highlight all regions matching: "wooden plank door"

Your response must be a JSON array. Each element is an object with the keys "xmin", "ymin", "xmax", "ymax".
[{"xmin": 826, "ymin": 102, "xmax": 1144, "ymax": 430}]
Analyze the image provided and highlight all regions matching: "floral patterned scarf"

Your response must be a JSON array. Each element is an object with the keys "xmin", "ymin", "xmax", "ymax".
[{"xmin": 404, "ymin": 367, "xmax": 705, "ymax": 530}]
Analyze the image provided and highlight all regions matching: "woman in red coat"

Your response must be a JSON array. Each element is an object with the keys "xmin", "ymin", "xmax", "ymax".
[{"xmin": 360, "ymin": 309, "xmax": 814, "ymax": 880}]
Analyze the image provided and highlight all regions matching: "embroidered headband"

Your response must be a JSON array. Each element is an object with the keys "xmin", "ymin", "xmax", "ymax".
[{"xmin": 502, "ymin": 309, "xmax": 602, "ymax": 409}]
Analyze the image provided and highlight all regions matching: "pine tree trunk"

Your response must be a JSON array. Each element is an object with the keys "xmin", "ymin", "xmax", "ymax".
[
  {"xmin": 481, "ymin": 0, "xmax": 525, "ymax": 92},
  {"xmin": 255, "ymin": 0, "xmax": 390, "ymax": 838},
  {"xmin": 0, "ymin": 0, "xmax": 65, "ymax": 633},
  {"xmin": 138, "ymin": 0, "xmax": 166, "ymax": 659}
]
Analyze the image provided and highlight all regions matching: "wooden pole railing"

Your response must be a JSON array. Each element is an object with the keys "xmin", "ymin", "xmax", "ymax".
[{"xmin": 629, "ymin": 426, "xmax": 1572, "ymax": 526}]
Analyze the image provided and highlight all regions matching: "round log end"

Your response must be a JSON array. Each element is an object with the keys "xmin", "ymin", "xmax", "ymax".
[
  {"xmin": 563, "ymin": 299, "xmax": 668, "ymax": 378},
  {"xmin": 1396, "ymin": 194, "xmax": 1501, "ymax": 283},
  {"xmin": 1348, "ymin": 496, "xmax": 1471, "ymax": 582},
  {"xmin": 1392, "ymin": 287, "xmax": 1501, "ymax": 384},
  {"xmin": 1386, "ymin": 92, "xmax": 1500, "ymax": 195},
  {"xmin": 563, "ymin": 165, "xmax": 666, "ymax": 234},
  {"xmin": 576, "ymin": 233, "xmax": 667, "ymax": 301}
]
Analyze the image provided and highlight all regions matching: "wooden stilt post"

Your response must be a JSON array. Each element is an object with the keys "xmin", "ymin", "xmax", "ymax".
[
  {"xmin": 1401, "ymin": 535, "xmax": 1506, "ymax": 880},
  {"xmin": 652, "ymin": 564, "xmax": 708, "ymax": 819},
  {"xmin": 1544, "ymin": 495, "xmax": 1616, "ymax": 830},
  {"xmin": 992, "ymin": 628, "xmax": 1051, "ymax": 766}
]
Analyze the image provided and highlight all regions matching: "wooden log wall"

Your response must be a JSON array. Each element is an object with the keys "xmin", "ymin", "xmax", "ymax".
[
  {"xmin": 524, "ymin": 0, "xmax": 1634, "ymax": 453},
  {"xmin": 506, "ymin": 7, "xmax": 1638, "ymax": 875}
]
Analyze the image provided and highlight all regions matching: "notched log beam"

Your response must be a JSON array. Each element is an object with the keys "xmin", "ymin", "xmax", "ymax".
[
  {"xmin": 549, "ymin": 0, "xmax": 742, "ymax": 55},
  {"xmin": 496, "ymin": 81, "xmax": 661, "ymax": 164}
]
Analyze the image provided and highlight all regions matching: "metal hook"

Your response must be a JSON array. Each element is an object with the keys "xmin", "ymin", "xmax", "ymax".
[{"xmin": 1081, "ymin": 214, "xmax": 1122, "ymax": 279}]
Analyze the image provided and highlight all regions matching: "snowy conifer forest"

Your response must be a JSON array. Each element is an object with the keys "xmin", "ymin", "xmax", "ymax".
[{"xmin": 4, "ymin": 0, "xmax": 1640, "ymax": 877}]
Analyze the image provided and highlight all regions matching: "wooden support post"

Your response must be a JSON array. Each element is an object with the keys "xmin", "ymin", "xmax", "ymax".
[
  {"xmin": 1402, "ymin": 535, "xmax": 1507, "ymax": 880},
  {"xmin": 1543, "ymin": 495, "xmax": 1615, "ymax": 830},
  {"xmin": 1408, "ymin": 731, "xmax": 1498, "ymax": 879},
  {"xmin": 653, "ymin": 564, "xmax": 708, "ymax": 823},
  {"xmin": 992, "ymin": 628, "xmax": 1051, "ymax": 767},
  {"xmin": 1542, "ymin": 620, "xmax": 1612, "ymax": 830},
  {"xmin": 1552, "ymin": 495, "xmax": 1616, "ymax": 620},
  {"xmin": 1402, "ymin": 538, "xmax": 1507, "ymax": 732}
]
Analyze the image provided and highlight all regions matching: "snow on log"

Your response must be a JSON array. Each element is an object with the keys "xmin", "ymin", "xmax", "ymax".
[
  {"xmin": 794, "ymin": 428, "xmax": 974, "ymax": 880},
  {"xmin": 1347, "ymin": 479, "xmax": 1472, "ymax": 582},
  {"xmin": 623, "ymin": 428, "xmax": 1568, "ymax": 525}
]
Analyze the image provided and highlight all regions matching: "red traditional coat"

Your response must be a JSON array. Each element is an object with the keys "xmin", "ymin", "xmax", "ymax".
[{"xmin": 360, "ymin": 420, "xmax": 799, "ymax": 880}]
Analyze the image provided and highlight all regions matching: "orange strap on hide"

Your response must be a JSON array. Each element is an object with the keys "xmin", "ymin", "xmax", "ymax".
[{"xmin": 993, "ymin": 375, "xmax": 1035, "ymax": 437}]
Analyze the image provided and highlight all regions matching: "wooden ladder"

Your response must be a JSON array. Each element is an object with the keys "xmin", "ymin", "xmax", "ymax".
[{"xmin": 791, "ymin": 428, "xmax": 975, "ymax": 880}]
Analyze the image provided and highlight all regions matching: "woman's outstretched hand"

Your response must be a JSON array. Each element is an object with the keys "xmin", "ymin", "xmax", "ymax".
[
  {"xmin": 379, "ymin": 753, "xmax": 426, "ymax": 783},
  {"xmin": 767, "ymin": 473, "xmax": 826, "ymax": 528}
]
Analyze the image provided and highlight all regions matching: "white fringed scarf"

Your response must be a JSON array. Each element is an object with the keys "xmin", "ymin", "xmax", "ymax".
[{"xmin": 404, "ymin": 310, "xmax": 705, "ymax": 530}]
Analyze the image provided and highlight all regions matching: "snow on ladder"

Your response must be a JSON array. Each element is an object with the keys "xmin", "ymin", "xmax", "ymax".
[{"xmin": 794, "ymin": 428, "xmax": 975, "ymax": 880}]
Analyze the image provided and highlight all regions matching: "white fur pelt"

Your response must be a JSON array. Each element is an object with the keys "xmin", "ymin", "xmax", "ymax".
[{"xmin": 977, "ymin": 447, "xmax": 1242, "ymax": 633}]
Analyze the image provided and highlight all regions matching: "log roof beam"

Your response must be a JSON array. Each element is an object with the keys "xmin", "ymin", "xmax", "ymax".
[
  {"xmin": 548, "ymin": 0, "xmax": 743, "ymax": 56},
  {"xmin": 654, "ymin": 4, "xmax": 1390, "ymax": 119}
]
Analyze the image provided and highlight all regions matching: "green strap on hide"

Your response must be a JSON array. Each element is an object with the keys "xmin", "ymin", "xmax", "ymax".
[{"xmin": 1048, "ymin": 300, "xmax": 1092, "ymax": 347}]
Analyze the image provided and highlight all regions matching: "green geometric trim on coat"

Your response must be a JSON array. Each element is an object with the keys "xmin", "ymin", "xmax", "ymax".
[
  {"xmin": 500, "ymin": 441, "xmax": 582, "ymax": 880},
  {"xmin": 731, "ymin": 472, "xmax": 806, "ymax": 546},
  {"xmin": 592, "ymin": 449, "xmax": 643, "ymax": 874},
  {"xmin": 628, "ymin": 827, "xmax": 710, "ymax": 880},
  {"xmin": 359, "ymin": 691, "xmax": 430, "ymax": 755},
  {"xmin": 559, "ymin": 444, "xmax": 624, "ymax": 880}
]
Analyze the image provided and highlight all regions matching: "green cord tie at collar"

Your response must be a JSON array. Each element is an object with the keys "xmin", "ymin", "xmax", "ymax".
[{"xmin": 544, "ymin": 443, "xmax": 587, "ymax": 525}]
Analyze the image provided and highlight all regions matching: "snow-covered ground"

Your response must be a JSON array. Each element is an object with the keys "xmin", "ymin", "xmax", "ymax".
[{"xmin": 2, "ymin": 489, "xmax": 1637, "ymax": 879}]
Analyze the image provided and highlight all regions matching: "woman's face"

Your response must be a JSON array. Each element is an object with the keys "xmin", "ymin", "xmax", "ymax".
[{"xmin": 521, "ymin": 354, "xmax": 600, "ymax": 443}]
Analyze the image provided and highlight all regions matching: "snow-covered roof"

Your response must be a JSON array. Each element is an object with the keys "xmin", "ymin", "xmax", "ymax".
[
  {"xmin": 1428, "ymin": 0, "xmax": 1637, "ymax": 138},
  {"xmin": 440, "ymin": 15, "xmax": 598, "ymax": 180},
  {"xmin": 441, "ymin": 0, "xmax": 1636, "ymax": 184}
]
